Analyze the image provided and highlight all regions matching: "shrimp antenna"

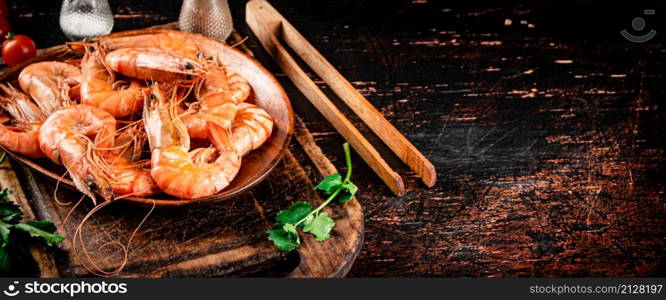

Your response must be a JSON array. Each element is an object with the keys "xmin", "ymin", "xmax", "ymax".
[
  {"xmin": 53, "ymin": 170, "xmax": 73, "ymax": 206},
  {"xmin": 62, "ymin": 194, "xmax": 86, "ymax": 225},
  {"xmin": 89, "ymin": 42, "xmax": 116, "ymax": 82},
  {"xmin": 73, "ymin": 199, "xmax": 155, "ymax": 277},
  {"xmin": 229, "ymin": 36, "xmax": 249, "ymax": 49},
  {"xmin": 84, "ymin": 133, "xmax": 113, "ymax": 186}
]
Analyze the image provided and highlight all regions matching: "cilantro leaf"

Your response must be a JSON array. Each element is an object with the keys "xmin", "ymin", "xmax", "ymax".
[
  {"xmin": 0, "ymin": 188, "xmax": 66, "ymax": 273},
  {"xmin": 302, "ymin": 214, "xmax": 314, "ymax": 227},
  {"xmin": 338, "ymin": 191, "xmax": 353, "ymax": 203},
  {"xmin": 275, "ymin": 201, "xmax": 312, "ymax": 225},
  {"xmin": 315, "ymin": 173, "xmax": 357, "ymax": 202},
  {"xmin": 343, "ymin": 181, "xmax": 358, "ymax": 197},
  {"xmin": 0, "ymin": 246, "xmax": 9, "ymax": 272},
  {"xmin": 0, "ymin": 223, "xmax": 10, "ymax": 248},
  {"xmin": 0, "ymin": 190, "xmax": 22, "ymax": 224},
  {"xmin": 266, "ymin": 143, "xmax": 356, "ymax": 251},
  {"xmin": 303, "ymin": 212, "xmax": 335, "ymax": 242},
  {"xmin": 21, "ymin": 220, "xmax": 58, "ymax": 233},
  {"xmin": 266, "ymin": 226, "xmax": 300, "ymax": 251},
  {"xmin": 314, "ymin": 173, "xmax": 342, "ymax": 195},
  {"xmin": 0, "ymin": 188, "xmax": 12, "ymax": 200},
  {"xmin": 282, "ymin": 223, "xmax": 297, "ymax": 235},
  {"xmin": 0, "ymin": 210, "xmax": 21, "ymax": 223},
  {"xmin": 14, "ymin": 221, "xmax": 65, "ymax": 246},
  {"xmin": 339, "ymin": 181, "xmax": 358, "ymax": 203}
]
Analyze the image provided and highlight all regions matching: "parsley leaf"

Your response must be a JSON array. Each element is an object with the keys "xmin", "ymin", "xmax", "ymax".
[
  {"xmin": 339, "ymin": 181, "xmax": 358, "ymax": 203},
  {"xmin": 0, "ymin": 222, "xmax": 10, "ymax": 248},
  {"xmin": 14, "ymin": 221, "xmax": 65, "ymax": 246},
  {"xmin": 266, "ymin": 226, "xmax": 300, "ymax": 251},
  {"xmin": 302, "ymin": 212, "xmax": 335, "ymax": 242},
  {"xmin": 0, "ymin": 190, "xmax": 22, "ymax": 224},
  {"xmin": 313, "ymin": 143, "xmax": 358, "ymax": 203},
  {"xmin": 267, "ymin": 143, "xmax": 358, "ymax": 251},
  {"xmin": 0, "ymin": 188, "xmax": 11, "ymax": 199},
  {"xmin": 0, "ymin": 246, "xmax": 9, "ymax": 272},
  {"xmin": 282, "ymin": 223, "xmax": 298, "ymax": 235},
  {"xmin": 0, "ymin": 187, "xmax": 65, "ymax": 273},
  {"xmin": 314, "ymin": 173, "xmax": 342, "ymax": 195},
  {"xmin": 275, "ymin": 201, "xmax": 312, "ymax": 225}
]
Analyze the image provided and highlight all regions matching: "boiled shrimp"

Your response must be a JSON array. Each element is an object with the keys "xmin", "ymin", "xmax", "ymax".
[
  {"xmin": 229, "ymin": 103, "xmax": 274, "ymax": 157},
  {"xmin": 197, "ymin": 65, "xmax": 251, "ymax": 105},
  {"xmin": 180, "ymin": 102, "xmax": 238, "ymax": 139},
  {"xmin": 181, "ymin": 66, "xmax": 251, "ymax": 138},
  {"xmin": 143, "ymin": 83, "xmax": 241, "ymax": 199},
  {"xmin": 70, "ymin": 31, "xmax": 201, "ymax": 59},
  {"xmin": 97, "ymin": 123, "xmax": 160, "ymax": 197},
  {"xmin": 39, "ymin": 104, "xmax": 116, "ymax": 202},
  {"xmin": 0, "ymin": 84, "xmax": 46, "ymax": 158},
  {"xmin": 18, "ymin": 61, "xmax": 81, "ymax": 115},
  {"xmin": 80, "ymin": 43, "xmax": 148, "ymax": 118},
  {"xmin": 104, "ymin": 48, "xmax": 206, "ymax": 82}
]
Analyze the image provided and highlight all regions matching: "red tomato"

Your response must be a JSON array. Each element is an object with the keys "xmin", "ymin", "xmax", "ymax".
[
  {"xmin": 2, "ymin": 33, "xmax": 36, "ymax": 67},
  {"xmin": 0, "ymin": 1, "xmax": 7, "ymax": 19},
  {"xmin": 0, "ymin": 18, "xmax": 9, "ymax": 41}
]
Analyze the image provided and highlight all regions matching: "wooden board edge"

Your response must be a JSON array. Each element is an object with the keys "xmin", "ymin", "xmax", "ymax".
[{"xmin": 289, "ymin": 117, "xmax": 364, "ymax": 278}]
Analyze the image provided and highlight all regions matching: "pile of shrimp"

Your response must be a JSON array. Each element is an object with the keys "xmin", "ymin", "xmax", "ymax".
[
  {"xmin": 0, "ymin": 31, "xmax": 275, "ymax": 276},
  {"xmin": 0, "ymin": 31, "xmax": 274, "ymax": 201}
]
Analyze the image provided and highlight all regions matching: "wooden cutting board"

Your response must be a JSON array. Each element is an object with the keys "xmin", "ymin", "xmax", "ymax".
[{"xmin": 2, "ymin": 25, "xmax": 363, "ymax": 277}]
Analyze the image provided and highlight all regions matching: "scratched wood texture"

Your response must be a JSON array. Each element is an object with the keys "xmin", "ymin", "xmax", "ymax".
[
  {"xmin": 1, "ymin": 6, "xmax": 365, "ymax": 277},
  {"xmin": 1, "ymin": 31, "xmax": 297, "ymax": 276},
  {"xmin": 8, "ymin": 0, "xmax": 666, "ymax": 277},
  {"xmin": 17, "ymin": 152, "xmax": 291, "ymax": 277}
]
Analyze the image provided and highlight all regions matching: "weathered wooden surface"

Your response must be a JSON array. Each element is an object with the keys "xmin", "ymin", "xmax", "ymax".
[
  {"xmin": 20, "ymin": 148, "xmax": 319, "ymax": 277},
  {"xmin": 263, "ymin": 1, "xmax": 666, "ymax": 277},
  {"xmin": 10, "ymin": 120, "xmax": 362, "ymax": 277},
  {"xmin": 2, "ymin": 11, "xmax": 364, "ymax": 277},
  {"xmin": 8, "ymin": 0, "xmax": 666, "ymax": 276}
]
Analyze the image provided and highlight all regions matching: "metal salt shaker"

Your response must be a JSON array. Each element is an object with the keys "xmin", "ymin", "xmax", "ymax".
[{"xmin": 179, "ymin": 0, "xmax": 234, "ymax": 41}]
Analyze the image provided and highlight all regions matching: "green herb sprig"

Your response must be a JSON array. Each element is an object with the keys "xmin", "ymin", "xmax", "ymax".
[
  {"xmin": 267, "ymin": 143, "xmax": 358, "ymax": 251},
  {"xmin": 0, "ymin": 188, "xmax": 65, "ymax": 272}
]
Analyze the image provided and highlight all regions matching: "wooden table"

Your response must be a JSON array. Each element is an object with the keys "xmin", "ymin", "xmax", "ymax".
[{"xmin": 8, "ymin": 0, "xmax": 665, "ymax": 277}]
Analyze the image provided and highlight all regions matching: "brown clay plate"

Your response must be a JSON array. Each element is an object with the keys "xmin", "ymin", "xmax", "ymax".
[{"xmin": 0, "ymin": 29, "xmax": 294, "ymax": 207}]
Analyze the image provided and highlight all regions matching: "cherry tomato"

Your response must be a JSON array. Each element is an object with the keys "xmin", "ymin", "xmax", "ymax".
[
  {"xmin": 0, "ymin": 1, "xmax": 7, "ymax": 19},
  {"xmin": 2, "ymin": 33, "xmax": 36, "ymax": 67},
  {"xmin": 0, "ymin": 18, "xmax": 9, "ymax": 41}
]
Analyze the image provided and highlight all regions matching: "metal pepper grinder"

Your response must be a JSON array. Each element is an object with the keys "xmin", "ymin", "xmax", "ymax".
[{"xmin": 179, "ymin": 0, "xmax": 233, "ymax": 41}]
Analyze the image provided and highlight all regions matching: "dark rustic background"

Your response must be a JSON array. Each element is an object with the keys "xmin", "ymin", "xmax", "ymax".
[{"xmin": 6, "ymin": 0, "xmax": 665, "ymax": 277}]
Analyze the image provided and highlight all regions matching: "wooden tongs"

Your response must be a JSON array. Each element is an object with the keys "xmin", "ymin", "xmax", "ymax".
[{"xmin": 246, "ymin": 0, "xmax": 436, "ymax": 196}]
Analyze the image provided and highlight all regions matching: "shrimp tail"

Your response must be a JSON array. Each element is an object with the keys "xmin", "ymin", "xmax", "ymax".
[
  {"xmin": 206, "ymin": 121, "xmax": 241, "ymax": 181},
  {"xmin": 0, "ymin": 83, "xmax": 46, "ymax": 158}
]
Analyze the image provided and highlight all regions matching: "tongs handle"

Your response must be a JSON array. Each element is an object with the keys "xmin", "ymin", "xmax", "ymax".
[
  {"xmin": 247, "ymin": 0, "xmax": 435, "ymax": 195},
  {"xmin": 267, "ymin": 5, "xmax": 436, "ymax": 187}
]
